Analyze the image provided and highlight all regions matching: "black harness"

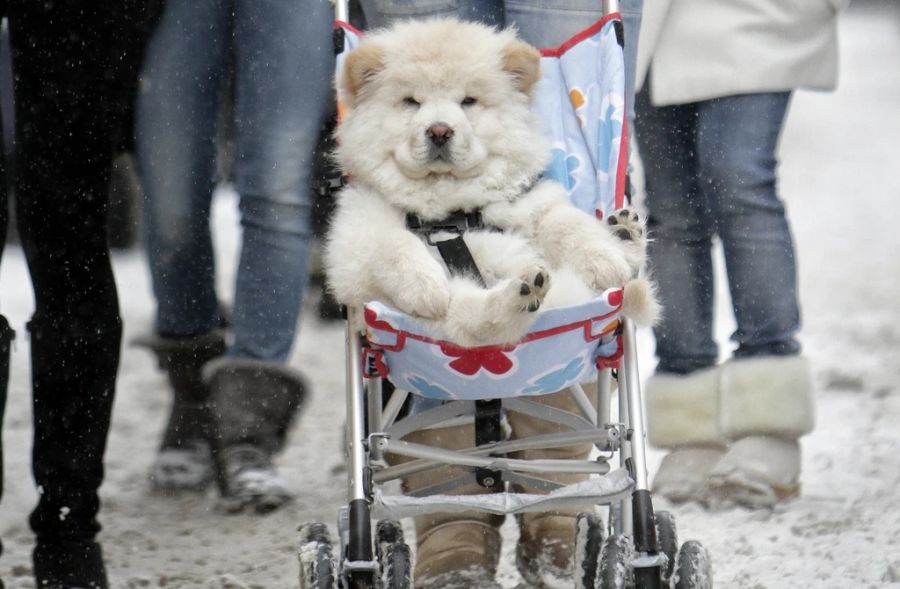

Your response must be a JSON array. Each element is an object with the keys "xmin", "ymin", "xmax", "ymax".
[
  {"xmin": 405, "ymin": 209, "xmax": 495, "ymax": 287},
  {"xmin": 403, "ymin": 173, "xmax": 543, "ymax": 285}
]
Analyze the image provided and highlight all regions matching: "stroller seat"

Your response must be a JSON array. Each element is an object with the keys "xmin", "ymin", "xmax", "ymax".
[{"xmin": 363, "ymin": 289, "xmax": 624, "ymax": 401}]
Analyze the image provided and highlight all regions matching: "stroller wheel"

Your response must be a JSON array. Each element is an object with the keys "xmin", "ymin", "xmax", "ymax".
[
  {"xmin": 596, "ymin": 534, "xmax": 634, "ymax": 589},
  {"xmin": 574, "ymin": 512, "xmax": 605, "ymax": 589},
  {"xmin": 375, "ymin": 520, "xmax": 405, "ymax": 548},
  {"xmin": 673, "ymin": 540, "xmax": 713, "ymax": 589},
  {"xmin": 298, "ymin": 522, "xmax": 337, "ymax": 589},
  {"xmin": 375, "ymin": 520, "xmax": 411, "ymax": 589},
  {"xmin": 377, "ymin": 539, "xmax": 411, "ymax": 589},
  {"xmin": 654, "ymin": 510, "xmax": 679, "ymax": 582}
]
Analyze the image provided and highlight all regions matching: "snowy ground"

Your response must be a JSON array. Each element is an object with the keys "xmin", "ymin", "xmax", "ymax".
[{"xmin": 1, "ymin": 2, "xmax": 899, "ymax": 588}]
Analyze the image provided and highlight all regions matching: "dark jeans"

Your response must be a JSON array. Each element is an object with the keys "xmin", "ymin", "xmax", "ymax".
[
  {"xmin": 635, "ymin": 88, "xmax": 801, "ymax": 375},
  {"xmin": 2, "ymin": 0, "xmax": 156, "ymax": 553}
]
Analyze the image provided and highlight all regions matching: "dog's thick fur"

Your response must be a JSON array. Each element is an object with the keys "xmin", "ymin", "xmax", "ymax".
[{"xmin": 326, "ymin": 19, "xmax": 657, "ymax": 346}]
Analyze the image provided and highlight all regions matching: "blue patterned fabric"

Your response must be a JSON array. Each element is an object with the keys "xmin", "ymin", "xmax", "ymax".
[
  {"xmin": 535, "ymin": 16, "xmax": 627, "ymax": 218},
  {"xmin": 364, "ymin": 290, "xmax": 623, "ymax": 400}
]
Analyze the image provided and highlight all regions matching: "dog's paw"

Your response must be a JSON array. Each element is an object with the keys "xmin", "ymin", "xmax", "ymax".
[
  {"xmin": 606, "ymin": 207, "xmax": 645, "ymax": 242},
  {"xmin": 512, "ymin": 267, "xmax": 550, "ymax": 313}
]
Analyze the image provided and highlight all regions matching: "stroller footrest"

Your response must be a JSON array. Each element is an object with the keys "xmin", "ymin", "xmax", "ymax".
[
  {"xmin": 378, "ymin": 437, "xmax": 610, "ymax": 476},
  {"xmin": 372, "ymin": 469, "xmax": 633, "ymax": 519}
]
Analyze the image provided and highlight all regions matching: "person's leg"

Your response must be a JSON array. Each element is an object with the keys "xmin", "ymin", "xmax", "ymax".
[
  {"xmin": 229, "ymin": 0, "xmax": 333, "ymax": 362},
  {"xmin": 634, "ymin": 86, "xmax": 717, "ymax": 375},
  {"xmin": 137, "ymin": 0, "xmax": 232, "ymax": 339},
  {"xmin": 203, "ymin": 0, "xmax": 334, "ymax": 513},
  {"xmin": 135, "ymin": 0, "xmax": 233, "ymax": 492},
  {"xmin": 696, "ymin": 92, "xmax": 801, "ymax": 358},
  {"xmin": 504, "ymin": 0, "xmax": 603, "ymax": 47},
  {"xmin": 8, "ymin": 2, "xmax": 150, "ymax": 585},
  {"xmin": 634, "ymin": 86, "xmax": 729, "ymax": 503},
  {"xmin": 357, "ymin": 0, "xmax": 503, "ymax": 28},
  {"xmin": 505, "ymin": 388, "xmax": 598, "ymax": 587},
  {"xmin": 695, "ymin": 93, "xmax": 813, "ymax": 508}
]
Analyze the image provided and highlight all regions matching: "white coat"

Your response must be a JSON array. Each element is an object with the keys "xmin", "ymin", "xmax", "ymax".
[{"xmin": 636, "ymin": 0, "xmax": 850, "ymax": 106}]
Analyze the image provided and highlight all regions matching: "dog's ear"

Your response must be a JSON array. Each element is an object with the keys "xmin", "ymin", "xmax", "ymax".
[
  {"xmin": 342, "ymin": 43, "xmax": 386, "ymax": 108},
  {"xmin": 502, "ymin": 40, "xmax": 541, "ymax": 96}
]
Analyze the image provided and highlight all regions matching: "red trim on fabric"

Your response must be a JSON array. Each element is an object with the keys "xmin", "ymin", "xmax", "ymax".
[
  {"xmin": 595, "ymin": 335, "xmax": 623, "ymax": 370},
  {"xmin": 364, "ymin": 289, "xmax": 624, "ymax": 353},
  {"xmin": 362, "ymin": 348, "xmax": 389, "ymax": 378},
  {"xmin": 583, "ymin": 318, "xmax": 620, "ymax": 343},
  {"xmin": 539, "ymin": 13, "xmax": 620, "ymax": 58},
  {"xmin": 364, "ymin": 307, "xmax": 407, "ymax": 352},
  {"xmin": 616, "ymin": 118, "xmax": 628, "ymax": 209},
  {"xmin": 335, "ymin": 20, "xmax": 364, "ymax": 36}
]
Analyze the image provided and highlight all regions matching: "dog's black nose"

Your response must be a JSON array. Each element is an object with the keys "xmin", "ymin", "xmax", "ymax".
[{"xmin": 426, "ymin": 123, "xmax": 454, "ymax": 147}]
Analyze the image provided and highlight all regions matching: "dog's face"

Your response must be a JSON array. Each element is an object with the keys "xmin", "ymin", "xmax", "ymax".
[{"xmin": 337, "ymin": 19, "xmax": 549, "ymax": 217}]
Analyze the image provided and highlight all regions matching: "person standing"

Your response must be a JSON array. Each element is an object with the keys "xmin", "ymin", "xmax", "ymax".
[
  {"xmin": 634, "ymin": 0, "xmax": 848, "ymax": 509},
  {"xmin": 135, "ymin": 0, "xmax": 334, "ymax": 513},
  {"xmin": 0, "ymin": 1, "xmax": 159, "ymax": 586}
]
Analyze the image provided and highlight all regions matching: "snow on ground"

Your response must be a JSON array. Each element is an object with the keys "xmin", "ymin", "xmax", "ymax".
[{"xmin": 1, "ymin": 2, "xmax": 899, "ymax": 587}]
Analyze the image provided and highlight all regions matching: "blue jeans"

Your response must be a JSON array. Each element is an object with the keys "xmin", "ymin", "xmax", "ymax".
[
  {"xmin": 136, "ymin": 0, "xmax": 335, "ymax": 361},
  {"xmin": 634, "ymin": 89, "xmax": 801, "ymax": 375},
  {"xmin": 358, "ymin": 0, "xmax": 643, "ymax": 120}
]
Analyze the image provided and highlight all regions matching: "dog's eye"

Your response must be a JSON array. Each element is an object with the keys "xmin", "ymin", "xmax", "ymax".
[
  {"xmin": 461, "ymin": 97, "xmax": 478, "ymax": 106},
  {"xmin": 403, "ymin": 97, "xmax": 420, "ymax": 107}
]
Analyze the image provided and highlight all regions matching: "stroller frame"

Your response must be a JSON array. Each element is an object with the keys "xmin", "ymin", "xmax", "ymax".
[{"xmin": 299, "ymin": 2, "xmax": 713, "ymax": 588}]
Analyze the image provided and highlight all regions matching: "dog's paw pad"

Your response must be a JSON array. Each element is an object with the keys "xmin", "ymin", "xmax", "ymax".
[
  {"xmin": 515, "ymin": 268, "xmax": 550, "ymax": 313},
  {"xmin": 607, "ymin": 207, "xmax": 644, "ymax": 242}
]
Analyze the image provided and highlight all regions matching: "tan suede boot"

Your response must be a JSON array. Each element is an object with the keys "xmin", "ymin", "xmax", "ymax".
[
  {"xmin": 506, "ymin": 385, "xmax": 596, "ymax": 588},
  {"xmin": 645, "ymin": 366, "xmax": 727, "ymax": 504},
  {"xmin": 706, "ymin": 355, "xmax": 815, "ymax": 509},
  {"xmin": 392, "ymin": 424, "xmax": 504, "ymax": 589}
]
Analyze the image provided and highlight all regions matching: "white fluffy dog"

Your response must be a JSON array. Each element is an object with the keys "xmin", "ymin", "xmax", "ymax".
[{"xmin": 326, "ymin": 19, "xmax": 656, "ymax": 346}]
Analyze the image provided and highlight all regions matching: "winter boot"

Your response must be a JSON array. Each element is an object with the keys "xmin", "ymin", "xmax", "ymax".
[
  {"xmin": 645, "ymin": 366, "xmax": 727, "ymax": 504},
  {"xmin": 203, "ymin": 357, "xmax": 307, "ymax": 514},
  {"xmin": 28, "ymin": 318, "xmax": 122, "ymax": 589},
  {"xmin": 390, "ymin": 424, "xmax": 504, "ymax": 589},
  {"xmin": 705, "ymin": 355, "xmax": 814, "ymax": 509},
  {"xmin": 135, "ymin": 331, "xmax": 226, "ymax": 492},
  {"xmin": 506, "ymin": 385, "xmax": 597, "ymax": 588}
]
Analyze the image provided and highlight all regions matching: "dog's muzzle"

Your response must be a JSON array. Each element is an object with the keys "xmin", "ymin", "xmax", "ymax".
[{"xmin": 426, "ymin": 122, "xmax": 454, "ymax": 161}]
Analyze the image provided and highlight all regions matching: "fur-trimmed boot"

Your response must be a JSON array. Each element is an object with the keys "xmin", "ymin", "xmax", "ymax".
[
  {"xmin": 645, "ymin": 366, "xmax": 727, "ymax": 504},
  {"xmin": 705, "ymin": 355, "xmax": 815, "ymax": 509},
  {"xmin": 135, "ymin": 331, "xmax": 226, "ymax": 491},
  {"xmin": 506, "ymin": 386, "xmax": 597, "ymax": 588},
  {"xmin": 203, "ymin": 357, "xmax": 307, "ymax": 514},
  {"xmin": 392, "ymin": 424, "xmax": 504, "ymax": 589}
]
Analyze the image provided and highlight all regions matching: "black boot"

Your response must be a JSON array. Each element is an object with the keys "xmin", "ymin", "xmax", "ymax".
[
  {"xmin": 28, "ymin": 319, "xmax": 122, "ymax": 589},
  {"xmin": 203, "ymin": 358, "xmax": 307, "ymax": 514},
  {"xmin": 135, "ymin": 331, "xmax": 226, "ymax": 492}
]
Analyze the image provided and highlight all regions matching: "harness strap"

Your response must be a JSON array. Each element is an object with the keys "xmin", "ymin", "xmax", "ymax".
[
  {"xmin": 435, "ymin": 237, "xmax": 485, "ymax": 287},
  {"xmin": 406, "ymin": 210, "xmax": 493, "ymax": 287}
]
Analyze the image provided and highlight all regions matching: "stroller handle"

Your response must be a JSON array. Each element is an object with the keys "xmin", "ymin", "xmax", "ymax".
[{"xmin": 333, "ymin": 0, "xmax": 350, "ymax": 22}]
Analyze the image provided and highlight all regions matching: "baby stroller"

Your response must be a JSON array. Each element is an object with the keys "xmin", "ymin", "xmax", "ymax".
[{"xmin": 299, "ymin": 2, "xmax": 713, "ymax": 588}]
